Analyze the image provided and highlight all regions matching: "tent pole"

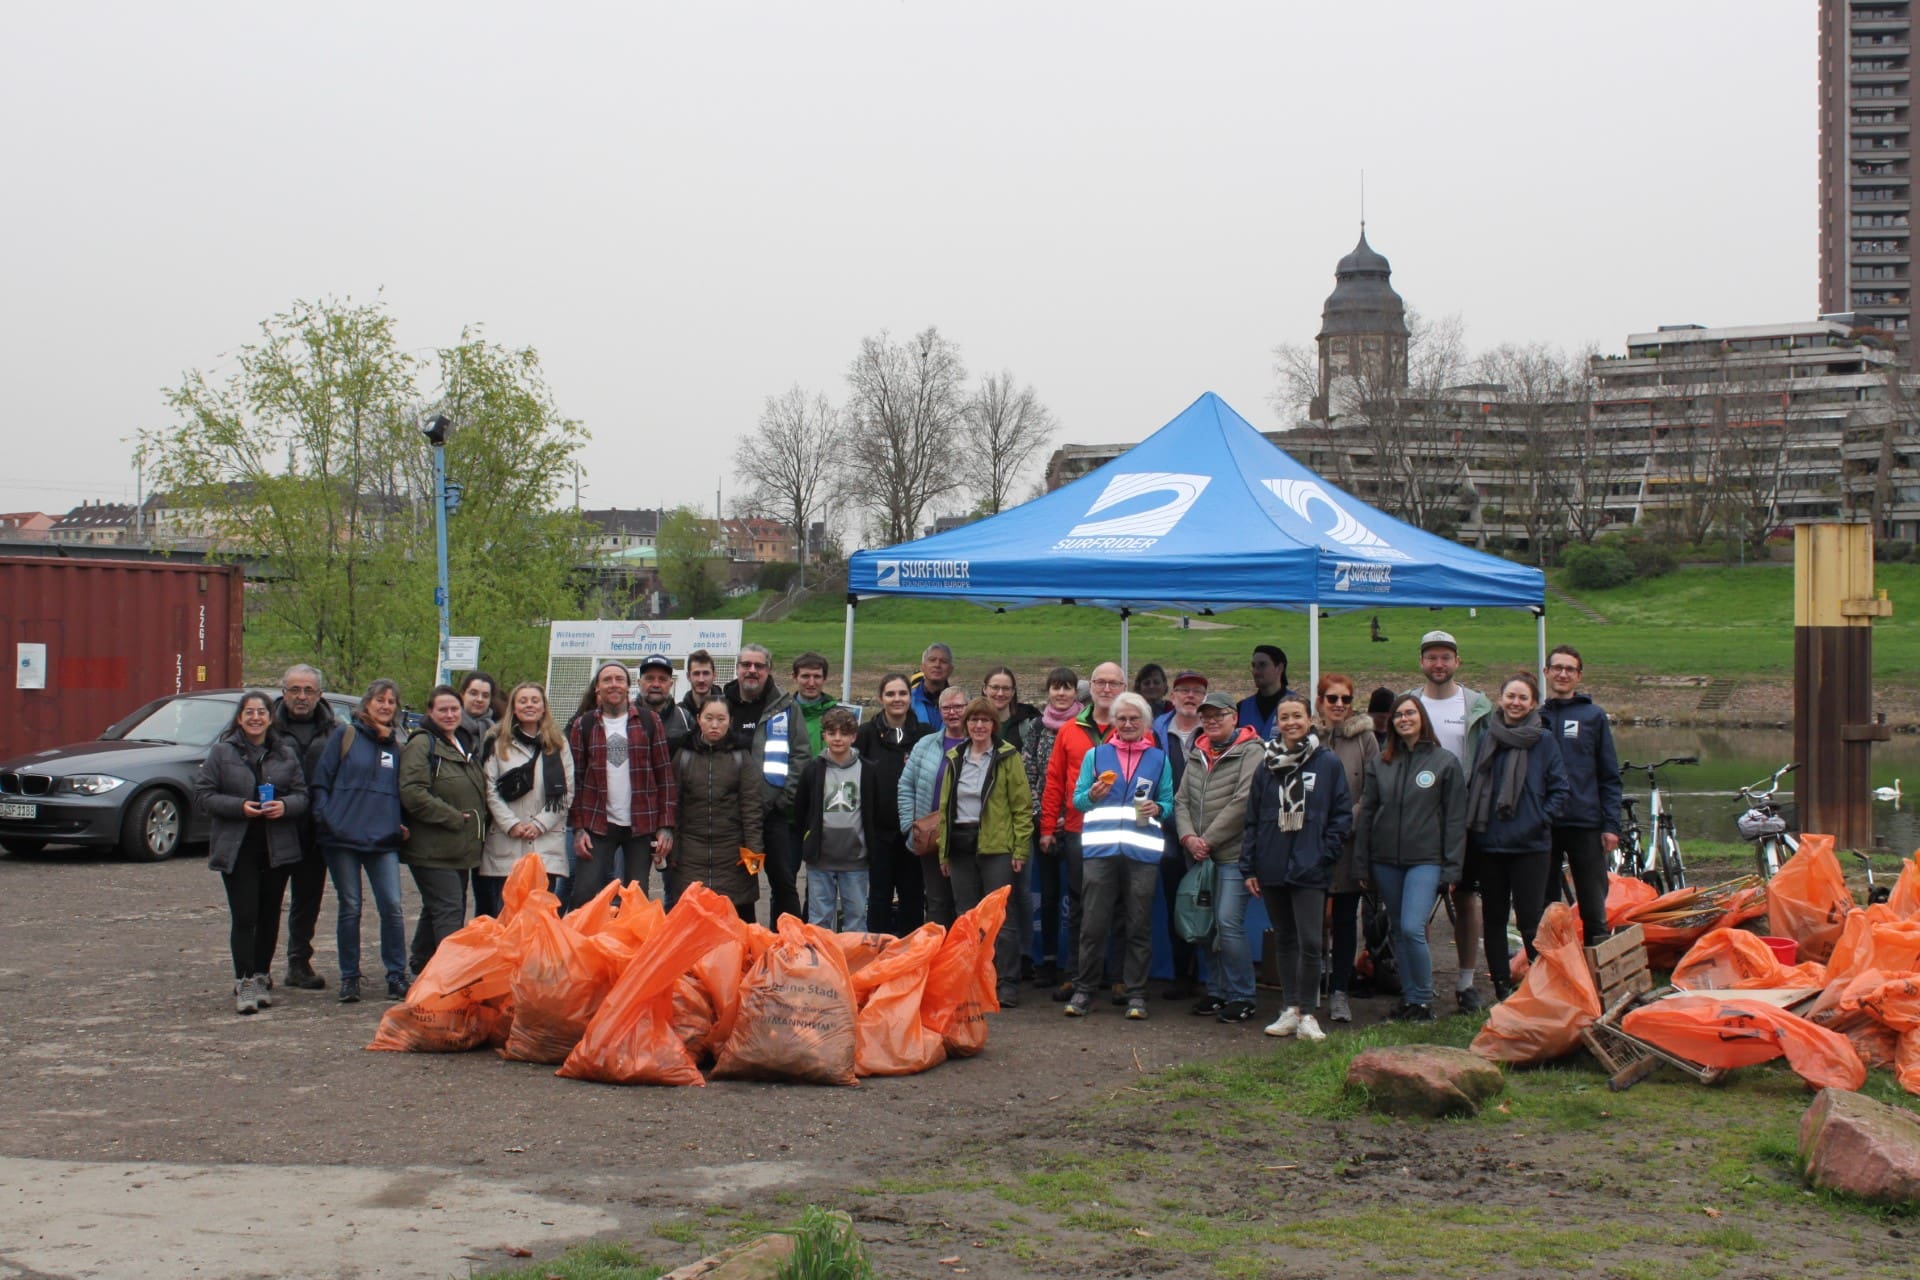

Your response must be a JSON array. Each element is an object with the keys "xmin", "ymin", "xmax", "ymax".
[
  {"xmin": 1535, "ymin": 608, "xmax": 1547, "ymax": 690},
  {"xmin": 1309, "ymin": 606, "xmax": 1320, "ymax": 705},
  {"xmin": 841, "ymin": 597, "xmax": 857, "ymax": 702},
  {"xmin": 1120, "ymin": 607, "xmax": 1131, "ymax": 673}
]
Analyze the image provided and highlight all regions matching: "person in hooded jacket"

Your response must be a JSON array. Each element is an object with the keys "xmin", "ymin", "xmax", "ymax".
[
  {"xmin": 1356, "ymin": 694, "xmax": 1467, "ymax": 1023},
  {"xmin": 478, "ymin": 682, "xmax": 575, "ymax": 916},
  {"xmin": 1465, "ymin": 672, "xmax": 1570, "ymax": 1001},
  {"xmin": 854, "ymin": 673, "xmax": 929, "ymax": 934},
  {"xmin": 667, "ymin": 696, "xmax": 765, "ymax": 922},
  {"xmin": 1175, "ymin": 690, "xmax": 1264, "ymax": 1023},
  {"xmin": 1241, "ymin": 692, "xmax": 1352, "ymax": 1044},
  {"xmin": 195, "ymin": 691, "xmax": 311, "ymax": 1015},
  {"xmin": 399, "ymin": 686, "xmax": 488, "ymax": 977},
  {"xmin": 311, "ymin": 678, "xmax": 409, "ymax": 1004},
  {"xmin": 1317, "ymin": 672, "xmax": 1380, "ymax": 1024}
]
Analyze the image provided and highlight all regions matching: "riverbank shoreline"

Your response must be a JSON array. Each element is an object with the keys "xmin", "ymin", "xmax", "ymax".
[{"xmin": 1583, "ymin": 677, "xmax": 1920, "ymax": 731}]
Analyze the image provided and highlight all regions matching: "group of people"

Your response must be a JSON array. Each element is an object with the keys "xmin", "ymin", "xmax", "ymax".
[{"xmin": 197, "ymin": 632, "xmax": 1622, "ymax": 1045}]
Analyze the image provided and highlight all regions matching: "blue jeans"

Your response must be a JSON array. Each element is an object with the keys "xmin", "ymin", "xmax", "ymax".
[
  {"xmin": 1207, "ymin": 864, "xmax": 1257, "ymax": 1003},
  {"xmin": 1372, "ymin": 862, "xmax": 1443, "ymax": 1008},
  {"xmin": 807, "ymin": 869, "xmax": 869, "ymax": 933},
  {"xmin": 323, "ymin": 846, "xmax": 407, "ymax": 982}
]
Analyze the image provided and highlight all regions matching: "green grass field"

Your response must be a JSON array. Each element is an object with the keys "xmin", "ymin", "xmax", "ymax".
[{"xmin": 743, "ymin": 562, "xmax": 1919, "ymax": 694}]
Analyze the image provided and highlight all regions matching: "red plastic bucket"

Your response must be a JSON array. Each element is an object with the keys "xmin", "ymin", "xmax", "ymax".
[{"xmin": 1761, "ymin": 936, "xmax": 1798, "ymax": 966}]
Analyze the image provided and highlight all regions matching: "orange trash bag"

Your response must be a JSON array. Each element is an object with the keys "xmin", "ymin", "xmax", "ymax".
[
  {"xmin": 1822, "ymin": 906, "xmax": 1920, "ymax": 984},
  {"xmin": 832, "ymin": 931, "xmax": 898, "ymax": 978},
  {"xmin": 1605, "ymin": 874, "xmax": 1660, "ymax": 927},
  {"xmin": 1899, "ymin": 1029, "xmax": 1920, "ymax": 1097},
  {"xmin": 1471, "ymin": 903, "xmax": 1600, "ymax": 1065},
  {"xmin": 496, "ymin": 852, "xmax": 557, "ymax": 926},
  {"xmin": 1888, "ymin": 851, "xmax": 1920, "ymax": 919},
  {"xmin": 369, "ymin": 914, "xmax": 520, "ymax": 1052},
  {"xmin": 1837, "ymin": 969, "xmax": 1920, "ymax": 1033},
  {"xmin": 558, "ymin": 884, "xmax": 742, "ymax": 1086},
  {"xmin": 1671, "ymin": 928, "xmax": 1827, "ymax": 991},
  {"xmin": 1621, "ymin": 994, "xmax": 1866, "ymax": 1091},
  {"xmin": 499, "ymin": 900, "xmax": 629, "ymax": 1064},
  {"xmin": 711, "ymin": 915, "xmax": 860, "ymax": 1085},
  {"xmin": 671, "ymin": 912, "xmax": 756, "ymax": 1064},
  {"xmin": 1766, "ymin": 834, "xmax": 1854, "ymax": 964},
  {"xmin": 852, "ymin": 923, "xmax": 949, "ymax": 1077},
  {"xmin": 924, "ymin": 885, "xmax": 1010, "ymax": 1058}
]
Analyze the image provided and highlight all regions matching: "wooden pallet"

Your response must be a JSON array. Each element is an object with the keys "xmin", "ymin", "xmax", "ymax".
[
  {"xmin": 1580, "ymin": 985, "xmax": 1730, "ymax": 1092},
  {"xmin": 1586, "ymin": 923, "xmax": 1652, "ymax": 1007}
]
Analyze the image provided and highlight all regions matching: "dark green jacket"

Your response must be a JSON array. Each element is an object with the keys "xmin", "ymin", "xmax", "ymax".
[
  {"xmin": 398, "ymin": 730, "xmax": 487, "ymax": 869},
  {"xmin": 1356, "ymin": 740, "xmax": 1468, "ymax": 885}
]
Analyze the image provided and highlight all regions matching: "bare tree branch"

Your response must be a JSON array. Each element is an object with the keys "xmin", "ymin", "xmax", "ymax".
[
  {"xmin": 732, "ymin": 384, "xmax": 841, "ymax": 582},
  {"xmin": 962, "ymin": 370, "xmax": 1055, "ymax": 514},
  {"xmin": 843, "ymin": 326, "xmax": 968, "ymax": 544}
]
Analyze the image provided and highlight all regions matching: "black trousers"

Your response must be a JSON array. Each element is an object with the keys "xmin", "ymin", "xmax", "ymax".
[
  {"xmin": 867, "ymin": 827, "xmax": 924, "ymax": 936},
  {"xmin": 570, "ymin": 824, "xmax": 653, "ymax": 911},
  {"xmin": 1328, "ymin": 890, "xmax": 1362, "ymax": 994},
  {"xmin": 1547, "ymin": 826, "xmax": 1610, "ymax": 945},
  {"xmin": 1477, "ymin": 849, "xmax": 1552, "ymax": 986},
  {"xmin": 222, "ymin": 839, "xmax": 292, "ymax": 980},
  {"xmin": 408, "ymin": 865, "xmax": 470, "ymax": 975},
  {"xmin": 761, "ymin": 811, "xmax": 802, "ymax": 925},
  {"xmin": 283, "ymin": 846, "xmax": 327, "ymax": 967}
]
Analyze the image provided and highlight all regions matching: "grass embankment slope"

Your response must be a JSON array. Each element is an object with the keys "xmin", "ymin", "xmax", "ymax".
[{"xmin": 746, "ymin": 562, "xmax": 1920, "ymax": 699}]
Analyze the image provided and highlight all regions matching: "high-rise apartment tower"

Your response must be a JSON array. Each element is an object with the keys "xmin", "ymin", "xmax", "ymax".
[{"xmin": 1820, "ymin": 1, "xmax": 1915, "ymax": 354}]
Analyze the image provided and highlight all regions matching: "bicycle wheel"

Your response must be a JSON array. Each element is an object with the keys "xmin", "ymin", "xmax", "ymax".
[{"xmin": 1660, "ymin": 831, "xmax": 1687, "ymax": 892}]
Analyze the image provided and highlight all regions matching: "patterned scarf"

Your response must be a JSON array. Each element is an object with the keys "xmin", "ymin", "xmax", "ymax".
[{"xmin": 1261, "ymin": 732, "xmax": 1319, "ymax": 832}]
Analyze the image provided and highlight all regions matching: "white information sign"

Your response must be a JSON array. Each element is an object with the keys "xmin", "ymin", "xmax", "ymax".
[
  {"xmin": 16, "ymin": 643, "xmax": 46, "ymax": 690},
  {"xmin": 445, "ymin": 636, "xmax": 481, "ymax": 668}
]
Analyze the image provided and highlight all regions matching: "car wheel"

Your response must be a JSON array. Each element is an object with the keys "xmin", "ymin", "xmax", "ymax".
[
  {"xmin": 122, "ymin": 789, "xmax": 184, "ymax": 862},
  {"xmin": 0, "ymin": 839, "xmax": 47, "ymax": 857}
]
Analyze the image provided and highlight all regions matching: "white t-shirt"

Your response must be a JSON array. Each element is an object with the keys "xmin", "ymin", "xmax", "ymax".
[
  {"xmin": 1421, "ymin": 689, "xmax": 1470, "ymax": 766},
  {"xmin": 602, "ymin": 711, "xmax": 632, "ymax": 827}
]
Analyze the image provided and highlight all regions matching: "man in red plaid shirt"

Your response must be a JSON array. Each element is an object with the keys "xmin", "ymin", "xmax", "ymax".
[{"xmin": 567, "ymin": 660, "xmax": 677, "ymax": 908}]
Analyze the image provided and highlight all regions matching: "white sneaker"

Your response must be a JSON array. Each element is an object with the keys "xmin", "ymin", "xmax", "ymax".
[
  {"xmin": 1265, "ymin": 1007, "xmax": 1302, "ymax": 1038},
  {"xmin": 1297, "ymin": 1014, "xmax": 1327, "ymax": 1043}
]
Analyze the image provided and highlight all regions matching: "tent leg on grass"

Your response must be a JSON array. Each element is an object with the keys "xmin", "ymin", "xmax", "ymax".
[
  {"xmin": 1535, "ymin": 607, "xmax": 1547, "ymax": 688},
  {"xmin": 1308, "ymin": 605, "xmax": 1320, "ymax": 708},
  {"xmin": 1120, "ymin": 607, "xmax": 1130, "ymax": 674},
  {"xmin": 841, "ymin": 599, "xmax": 856, "ymax": 702}
]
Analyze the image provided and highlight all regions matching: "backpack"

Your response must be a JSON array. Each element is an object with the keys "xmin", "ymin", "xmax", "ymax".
[{"xmin": 1173, "ymin": 857, "xmax": 1217, "ymax": 944}]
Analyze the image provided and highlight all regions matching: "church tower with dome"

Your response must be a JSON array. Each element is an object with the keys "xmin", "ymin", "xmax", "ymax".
[{"xmin": 1312, "ymin": 227, "xmax": 1411, "ymax": 419}]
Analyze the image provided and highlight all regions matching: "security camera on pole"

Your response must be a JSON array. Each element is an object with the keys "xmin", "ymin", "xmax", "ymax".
[{"xmin": 422, "ymin": 413, "xmax": 461, "ymax": 687}]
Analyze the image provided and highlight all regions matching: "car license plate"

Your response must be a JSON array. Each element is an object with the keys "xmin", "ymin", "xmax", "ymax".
[{"xmin": 0, "ymin": 801, "xmax": 35, "ymax": 820}]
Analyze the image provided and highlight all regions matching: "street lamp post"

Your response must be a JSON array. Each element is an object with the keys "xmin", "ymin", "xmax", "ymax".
[{"xmin": 424, "ymin": 414, "xmax": 453, "ymax": 687}]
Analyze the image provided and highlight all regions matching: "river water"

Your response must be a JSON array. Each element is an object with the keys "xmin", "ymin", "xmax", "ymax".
[{"xmin": 1610, "ymin": 725, "xmax": 1919, "ymax": 855}]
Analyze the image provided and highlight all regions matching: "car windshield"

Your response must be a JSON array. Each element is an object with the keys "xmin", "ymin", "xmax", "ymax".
[{"xmin": 120, "ymin": 697, "xmax": 240, "ymax": 747}]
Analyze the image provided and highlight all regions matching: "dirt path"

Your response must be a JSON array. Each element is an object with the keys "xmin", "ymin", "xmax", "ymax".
[{"xmin": 1, "ymin": 850, "xmax": 1910, "ymax": 1279}]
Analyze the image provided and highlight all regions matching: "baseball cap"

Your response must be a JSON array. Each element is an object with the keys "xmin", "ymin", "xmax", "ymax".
[
  {"xmin": 1199, "ymin": 690, "xmax": 1236, "ymax": 713},
  {"xmin": 1172, "ymin": 669, "xmax": 1208, "ymax": 689},
  {"xmin": 637, "ymin": 655, "xmax": 674, "ymax": 674},
  {"xmin": 1419, "ymin": 630, "xmax": 1458, "ymax": 654}
]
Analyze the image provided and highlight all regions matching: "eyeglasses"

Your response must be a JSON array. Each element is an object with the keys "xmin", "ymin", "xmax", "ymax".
[
  {"xmin": 281, "ymin": 685, "xmax": 318, "ymax": 696},
  {"xmin": 1546, "ymin": 664, "xmax": 1581, "ymax": 675},
  {"xmin": 1322, "ymin": 694, "xmax": 1353, "ymax": 705},
  {"xmin": 1090, "ymin": 678, "xmax": 1124, "ymax": 689},
  {"xmin": 737, "ymin": 661, "xmax": 768, "ymax": 671}
]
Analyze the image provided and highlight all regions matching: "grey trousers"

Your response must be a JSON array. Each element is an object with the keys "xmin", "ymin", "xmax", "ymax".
[
  {"xmin": 407, "ymin": 865, "xmax": 469, "ymax": 976},
  {"xmin": 947, "ymin": 835, "xmax": 1019, "ymax": 991},
  {"xmin": 1075, "ymin": 856, "xmax": 1157, "ymax": 999}
]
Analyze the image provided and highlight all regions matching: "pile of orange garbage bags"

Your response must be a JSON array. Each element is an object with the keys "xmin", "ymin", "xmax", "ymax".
[
  {"xmin": 368, "ymin": 854, "xmax": 1009, "ymax": 1086},
  {"xmin": 1474, "ymin": 836, "xmax": 1920, "ymax": 1097}
]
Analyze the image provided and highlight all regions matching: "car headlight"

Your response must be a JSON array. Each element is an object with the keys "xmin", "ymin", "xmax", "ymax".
[{"xmin": 61, "ymin": 775, "xmax": 127, "ymax": 796}]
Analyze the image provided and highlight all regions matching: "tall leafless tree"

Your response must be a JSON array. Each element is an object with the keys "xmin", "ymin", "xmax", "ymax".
[
  {"xmin": 732, "ymin": 384, "xmax": 841, "ymax": 584},
  {"xmin": 1474, "ymin": 342, "xmax": 1586, "ymax": 563},
  {"xmin": 843, "ymin": 326, "xmax": 969, "ymax": 545},
  {"xmin": 963, "ymin": 371, "xmax": 1055, "ymax": 514}
]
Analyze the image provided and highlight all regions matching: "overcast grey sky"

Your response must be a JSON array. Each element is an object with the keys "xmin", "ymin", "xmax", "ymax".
[{"xmin": 2, "ymin": 2, "xmax": 1813, "ymax": 531}]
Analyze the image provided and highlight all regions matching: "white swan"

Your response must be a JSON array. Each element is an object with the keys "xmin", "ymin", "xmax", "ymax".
[{"xmin": 1873, "ymin": 779, "xmax": 1902, "ymax": 802}]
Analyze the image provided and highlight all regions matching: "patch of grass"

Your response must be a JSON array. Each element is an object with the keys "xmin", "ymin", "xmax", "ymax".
[
  {"xmin": 776, "ymin": 1207, "xmax": 874, "ymax": 1280},
  {"xmin": 475, "ymin": 1241, "xmax": 663, "ymax": 1279},
  {"xmin": 648, "ymin": 1219, "xmax": 701, "ymax": 1246}
]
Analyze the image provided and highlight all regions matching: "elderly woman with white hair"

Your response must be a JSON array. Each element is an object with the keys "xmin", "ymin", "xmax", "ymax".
[{"xmin": 1066, "ymin": 691, "xmax": 1176, "ymax": 1021}]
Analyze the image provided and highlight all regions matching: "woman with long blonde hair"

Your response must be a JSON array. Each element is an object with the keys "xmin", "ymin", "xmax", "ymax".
[{"xmin": 476, "ymin": 681, "xmax": 574, "ymax": 915}]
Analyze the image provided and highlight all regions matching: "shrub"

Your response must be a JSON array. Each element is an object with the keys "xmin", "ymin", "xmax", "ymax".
[
  {"xmin": 1876, "ymin": 539, "xmax": 1913, "ymax": 563},
  {"xmin": 1616, "ymin": 535, "xmax": 1677, "ymax": 581},
  {"xmin": 756, "ymin": 561, "xmax": 800, "ymax": 592},
  {"xmin": 1562, "ymin": 543, "xmax": 1634, "ymax": 590}
]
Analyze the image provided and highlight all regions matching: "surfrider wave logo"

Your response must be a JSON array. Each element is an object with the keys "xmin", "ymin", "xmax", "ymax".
[
  {"xmin": 876, "ymin": 559, "xmax": 969, "ymax": 588},
  {"xmin": 1263, "ymin": 479, "xmax": 1409, "ymax": 561},
  {"xmin": 1333, "ymin": 561, "xmax": 1393, "ymax": 593},
  {"xmin": 1052, "ymin": 472, "xmax": 1211, "ymax": 552}
]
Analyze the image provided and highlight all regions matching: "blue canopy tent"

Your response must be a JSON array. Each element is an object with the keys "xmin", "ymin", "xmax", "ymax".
[{"xmin": 843, "ymin": 391, "xmax": 1548, "ymax": 698}]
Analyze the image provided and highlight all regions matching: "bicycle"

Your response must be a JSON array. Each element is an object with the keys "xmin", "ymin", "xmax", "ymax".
[
  {"xmin": 1736, "ymin": 762, "xmax": 1799, "ymax": 881},
  {"xmin": 1616, "ymin": 755, "xmax": 1698, "ymax": 894}
]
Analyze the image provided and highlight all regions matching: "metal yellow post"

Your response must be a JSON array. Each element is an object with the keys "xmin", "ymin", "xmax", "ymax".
[{"xmin": 1793, "ymin": 523, "xmax": 1893, "ymax": 850}]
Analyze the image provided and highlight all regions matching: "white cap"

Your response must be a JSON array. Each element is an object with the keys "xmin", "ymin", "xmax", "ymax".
[{"xmin": 1419, "ymin": 630, "xmax": 1458, "ymax": 654}]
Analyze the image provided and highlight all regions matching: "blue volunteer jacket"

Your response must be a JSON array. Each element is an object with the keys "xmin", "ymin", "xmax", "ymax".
[
  {"xmin": 1238, "ymin": 746, "xmax": 1352, "ymax": 889},
  {"xmin": 1540, "ymin": 694, "xmax": 1623, "ymax": 836}
]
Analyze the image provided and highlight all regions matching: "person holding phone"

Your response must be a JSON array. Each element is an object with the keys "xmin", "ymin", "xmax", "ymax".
[{"xmin": 194, "ymin": 691, "xmax": 310, "ymax": 1015}]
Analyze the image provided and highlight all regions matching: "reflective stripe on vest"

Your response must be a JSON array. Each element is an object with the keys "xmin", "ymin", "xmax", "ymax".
[
  {"xmin": 1082, "ymin": 742, "xmax": 1165, "ymax": 862},
  {"xmin": 762, "ymin": 710, "xmax": 790, "ymax": 785}
]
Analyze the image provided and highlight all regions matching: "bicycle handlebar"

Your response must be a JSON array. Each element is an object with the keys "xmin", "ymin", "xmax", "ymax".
[
  {"xmin": 1739, "ymin": 761, "xmax": 1800, "ymax": 802},
  {"xmin": 1622, "ymin": 755, "xmax": 1699, "ymax": 773}
]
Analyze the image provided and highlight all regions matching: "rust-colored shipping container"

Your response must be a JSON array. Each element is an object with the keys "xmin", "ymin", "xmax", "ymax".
[{"xmin": 0, "ymin": 556, "xmax": 244, "ymax": 758}]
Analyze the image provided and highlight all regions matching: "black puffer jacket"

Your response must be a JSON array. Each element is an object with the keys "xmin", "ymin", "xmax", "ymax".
[{"xmin": 194, "ymin": 730, "xmax": 311, "ymax": 873}]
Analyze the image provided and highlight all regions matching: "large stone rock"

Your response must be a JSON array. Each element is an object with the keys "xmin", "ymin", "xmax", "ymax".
[
  {"xmin": 1800, "ymin": 1088, "xmax": 1920, "ymax": 1206},
  {"xmin": 659, "ymin": 1231, "xmax": 796, "ymax": 1280},
  {"xmin": 1346, "ymin": 1044, "xmax": 1505, "ymax": 1117}
]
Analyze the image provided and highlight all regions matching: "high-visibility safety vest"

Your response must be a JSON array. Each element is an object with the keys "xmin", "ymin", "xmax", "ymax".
[
  {"xmin": 1081, "ymin": 742, "xmax": 1167, "ymax": 864},
  {"xmin": 761, "ymin": 709, "xmax": 791, "ymax": 786}
]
